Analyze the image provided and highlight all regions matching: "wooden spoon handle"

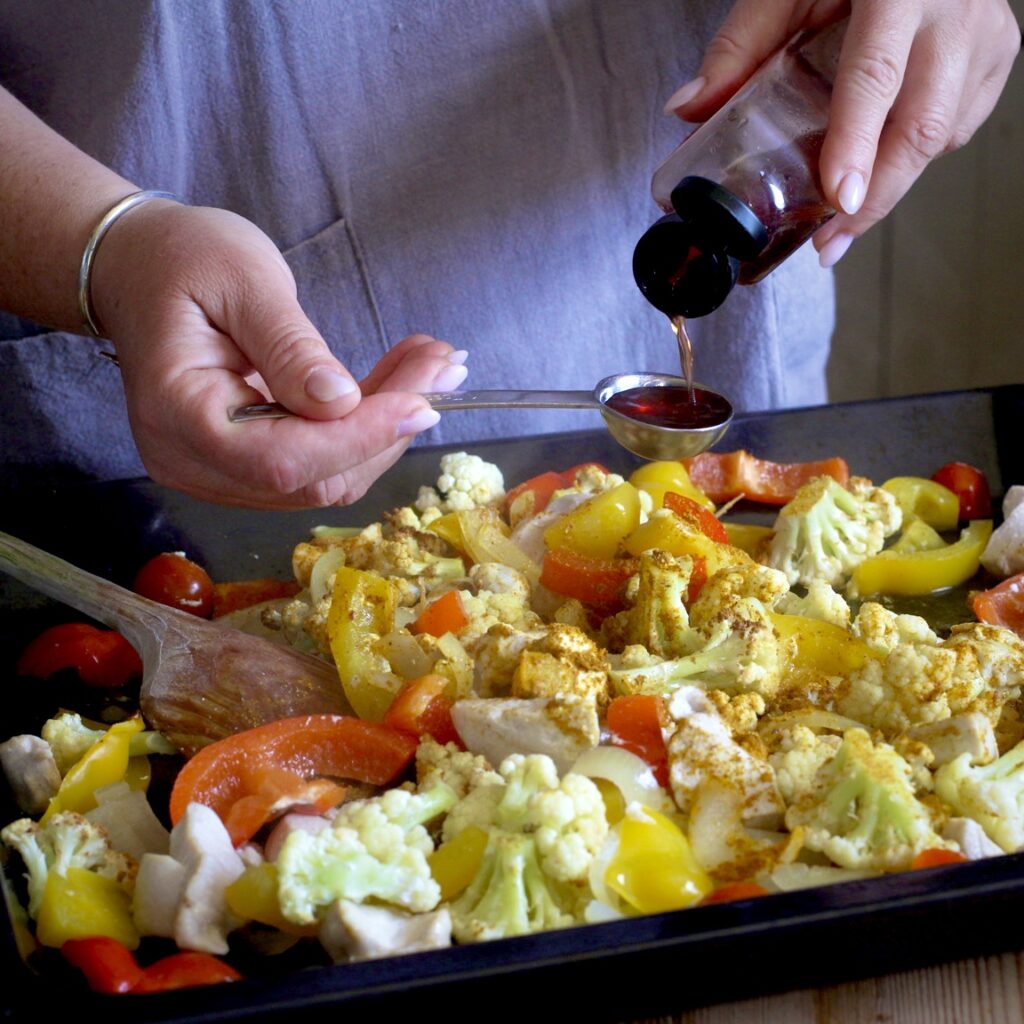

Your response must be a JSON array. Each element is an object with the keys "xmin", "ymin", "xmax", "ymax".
[{"xmin": 0, "ymin": 530, "xmax": 171, "ymax": 645}]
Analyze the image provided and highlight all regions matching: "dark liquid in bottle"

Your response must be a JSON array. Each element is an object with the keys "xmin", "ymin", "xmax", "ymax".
[
  {"xmin": 728, "ymin": 128, "xmax": 833, "ymax": 284},
  {"xmin": 605, "ymin": 385, "xmax": 731, "ymax": 430}
]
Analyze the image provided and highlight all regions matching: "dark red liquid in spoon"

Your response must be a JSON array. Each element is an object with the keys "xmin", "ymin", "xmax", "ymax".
[{"xmin": 604, "ymin": 385, "xmax": 732, "ymax": 430}]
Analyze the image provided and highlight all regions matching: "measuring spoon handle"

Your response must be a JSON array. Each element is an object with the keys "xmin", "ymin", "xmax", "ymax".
[{"xmin": 229, "ymin": 390, "xmax": 597, "ymax": 422}]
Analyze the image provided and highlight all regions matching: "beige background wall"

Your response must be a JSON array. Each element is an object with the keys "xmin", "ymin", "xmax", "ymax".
[{"xmin": 828, "ymin": 6, "xmax": 1024, "ymax": 403}]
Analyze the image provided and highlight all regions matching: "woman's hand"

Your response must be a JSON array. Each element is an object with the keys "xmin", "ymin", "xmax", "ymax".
[
  {"xmin": 665, "ymin": 0, "xmax": 1020, "ymax": 266},
  {"xmin": 90, "ymin": 200, "xmax": 466, "ymax": 509}
]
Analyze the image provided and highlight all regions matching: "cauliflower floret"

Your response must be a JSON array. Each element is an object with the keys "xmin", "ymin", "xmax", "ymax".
[
  {"xmin": 1, "ymin": 812, "xmax": 136, "ymax": 918},
  {"xmin": 768, "ymin": 725, "xmax": 843, "ymax": 806},
  {"xmin": 935, "ymin": 739, "xmax": 1024, "ymax": 852},
  {"xmin": 621, "ymin": 550, "xmax": 695, "ymax": 658},
  {"xmin": 774, "ymin": 580, "xmax": 852, "ymax": 629},
  {"xmin": 836, "ymin": 622, "xmax": 1024, "ymax": 737},
  {"xmin": 415, "ymin": 452, "xmax": 505, "ymax": 514},
  {"xmin": 764, "ymin": 476, "xmax": 902, "ymax": 588},
  {"xmin": 785, "ymin": 728, "xmax": 951, "ymax": 871},
  {"xmin": 415, "ymin": 739, "xmax": 502, "ymax": 799},
  {"xmin": 609, "ymin": 565, "xmax": 785, "ymax": 701},
  {"xmin": 276, "ymin": 784, "xmax": 457, "ymax": 925},
  {"xmin": 457, "ymin": 570, "xmax": 542, "ymax": 646},
  {"xmin": 443, "ymin": 753, "xmax": 608, "ymax": 941},
  {"xmin": 665, "ymin": 687, "xmax": 784, "ymax": 824},
  {"xmin": 851, "ymin": 602, "xmax": 939, "ymax": 656}
]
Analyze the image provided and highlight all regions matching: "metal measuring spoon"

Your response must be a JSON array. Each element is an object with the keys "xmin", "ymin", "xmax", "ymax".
[{"xmin": 229, "ymin": 372, "xmax": 732, "ymax": 461}]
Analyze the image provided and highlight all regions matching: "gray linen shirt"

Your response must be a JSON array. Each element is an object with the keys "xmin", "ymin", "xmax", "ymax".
[{"xmin": 0, "ymin": 0, "xmax": 834, "ymax": 490}]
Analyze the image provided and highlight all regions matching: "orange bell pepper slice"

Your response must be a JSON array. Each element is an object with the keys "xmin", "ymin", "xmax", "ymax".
[
  {"xmin": 682, "ymin": 450, "xmax": 849, "ymax": 505},
  {"xmin": 169, "ymin": 715, "xmax": 417, "ymax": 833},
  {"xmin": 410, "ymin": 590, "xmax": 469, "ymax": 637},
  {"xmin": 539, "ymin": 548, "xmax": 639, "ymax": 612}
]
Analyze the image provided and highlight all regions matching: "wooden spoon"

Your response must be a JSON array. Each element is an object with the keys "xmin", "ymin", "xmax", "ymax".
[{"xmin": 0, "ymin": 530, "xmax": 351, "ymax": 755}]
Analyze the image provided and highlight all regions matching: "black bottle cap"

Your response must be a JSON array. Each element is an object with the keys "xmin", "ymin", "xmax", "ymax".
[
  {"xmin": 632, "ymin": 176, "xmax": 770, "ymax": 319},
  {"xmin": 670, "ymin": 176, "xmax": 769, "ymax": 261},
  {"xmin": 632, "ymin": 213, "xmax": 740, "ymax": 318}
]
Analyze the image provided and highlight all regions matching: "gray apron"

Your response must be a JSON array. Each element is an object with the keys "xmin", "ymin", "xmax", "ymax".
[{"xmin": 0, "ymin": 0, "xmax": 833, "ymax": 490}]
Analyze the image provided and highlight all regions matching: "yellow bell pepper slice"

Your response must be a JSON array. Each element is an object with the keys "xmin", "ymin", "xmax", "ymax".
[
  {"xmin": 769, "ymin": 613, "xmax": 876, "ymax": 677},
  {"xmin": 544, "ymin": 482, "xmax": 641, "ymax": 560},
  {"xmin": 42, "ymin": 716, "xmax": 143, "ymax": 822},
  {"xmin": 327, "ymin": 566, "xmax": 402, "ymax": 721},
  {"xmin": 629, "ymin": 462, "xmax": 714, "ymax": 511},
  {"xmin": 889, "ymin": 518, "xmax": 947, "ymax": 555},
  {"xmin": 882, "ymin": 477, "xmax": 960, "ymax": 531},
  {"xmin": 428, "ymin": 826, "xmax": 489, "ymax": 902},
  {"xmin": 852, "ymin": 520, "xmax": 993, "ymax": 597},
  {"xmin": 426, "ymin": 511, "xmax": 467, "ymax": 554},
  {"xmin": 225, "ymin": 862, "xmax": 318, "ymax": 936},
  {"xmin": 724, "ymin": 522, "xmax": 773, "ymax": 556},
  {"xmin": 35, "ymin": 867, "xmax": 139, "ymax": 949},
  {"xmin": 605, "ymin": 806, "xmax": 712, "ymax": 913}
]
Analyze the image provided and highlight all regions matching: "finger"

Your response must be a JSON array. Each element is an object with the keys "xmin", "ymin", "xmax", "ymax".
[
  {"xmin": 219, "ymin": 265, "xmax": 363, "ymax": 421},
  {"xmin": 298, "ymin": 439, "xmax": 414, "ymax": 508},
  {"xmin": 359, "ymin": 335, "xmax": 458, "ymax": 394},
  {"xmin": 666, "ymin": 0, "xmax": 846, "ymax": 120},
  {"xmin": 356, "ymin": 339, "xmax": 464, "ymax": 395},
  {"xmin": 369, "ymin": 346, "xmax": 469, "ymax": 396},
  {"xmin": 819, "ymin": 20, "xmax": 972, "ymax": 241},
  {"xmin": 818, "ymin": 2, "xmax": 921, "ymax": 216}
]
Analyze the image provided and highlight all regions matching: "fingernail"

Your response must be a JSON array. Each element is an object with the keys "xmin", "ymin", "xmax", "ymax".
[
  {"xmin": 305, "ymin": 368, "xmax": 358, "ymax": 402},
  {"xmin": 398, "ymin": 407, "xmax": 441, "ymax": 437},
  {"xmin": 663, "ymin": 77, "xmax": 705, "ymax": 114},
  {"xmin": 837, "ymin": 171, "xmax": 866, "ymax": 215},
  {"xmin": 448, "ymin": 349, "xmax": 469, "ymax": 365},
  {"xmin": 432, "ymin": 363, "xmax": 469, "ymax": 393},
  {"xmin": 818, "ymin": 232, "xmax": 854, "ymax": 269}
]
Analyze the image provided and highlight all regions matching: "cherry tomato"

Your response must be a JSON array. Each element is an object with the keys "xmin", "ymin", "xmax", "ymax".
[
  {"xmin": 17, "ymin": 623, "xmax": 142, "ymax": 688},
  {"xmin": 133, "ymin": 552, "xmax": 215, "ymax": 617},
  {"xmin": 931, "ymin": 462, "xmax": 992, "ymax": 520}
]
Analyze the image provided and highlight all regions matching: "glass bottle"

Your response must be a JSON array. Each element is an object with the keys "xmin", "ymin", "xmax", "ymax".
[{"xmin": 633, "ymin": 17, "xmax": 847, "ymax": 318}]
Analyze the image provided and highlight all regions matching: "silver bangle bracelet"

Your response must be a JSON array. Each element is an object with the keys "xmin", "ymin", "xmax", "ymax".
[{"xmin": 77, "ymin": 189, "xmax": 178, "ymax": 337}]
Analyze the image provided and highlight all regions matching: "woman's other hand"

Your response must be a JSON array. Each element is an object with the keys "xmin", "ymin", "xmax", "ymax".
[
  {"xmin": 91, "ymin": 200, "xmax": 465, "ymax": 508},
  {"xmin": 665, "ymin": 0, "xmax": 1020, "ymax": 267}
]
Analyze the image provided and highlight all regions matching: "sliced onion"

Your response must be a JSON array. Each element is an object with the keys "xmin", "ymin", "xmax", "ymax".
[
  {"xmin": 572, "ymin": 745, "xmax": 674, "ymax": 815},
  {"xmin": 458, "ymin": 509, "xmax": 540, "ymax": 585},
  {"xmin": 377, "ymin": 630, "xmax": 433, "ymax": 679},
  {"xmin": 310, "ymin": 547, "xmax": 348, "ymax": 605},
  {"xmin": 764, "ymin": 862, "xmax": 879, "ymax": 892},
  {"xmin": 588, "ymin": 826, "xmax": 628, "ymax": 915},
  {"xmin": 758, "ymin": 707, "xmax": 866, "ymax": 743}
]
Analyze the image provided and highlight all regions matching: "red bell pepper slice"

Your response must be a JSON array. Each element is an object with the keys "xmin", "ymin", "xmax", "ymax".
[
  {"xmin": 62, "ymin": 939, "xmax": 242, "ymax": 994},
  {"xmin": 169, "ymin": 715, "xmax": 417, "ymax": 835},
  {"xmin": 504, "ymin": 471, "xmax": 568, "ymax": 517},
  {"xmin": 212, "ymin": 578, "xmax": 302, "ymax": 618},
  {"xmin": 973, "ymin": 573, "xmax": 1024, "ymax": 637},
  {"xmin": 539, "ymin": 548, "xmax": 639, "ymax": 612},
  {"xmin": 410, "ymin": 590, "xmax": 469, "ymax": 637},
  {"xmin": 700, "ymin": 881, "xmax": 771, "ymax": 905},
  {"xmin": 605, "ymin": 695, "xmax": 670, "ymax": 788},
  {"xmin": 931, "ymin": 462, "xmax": 992, "ymax": 520},
  {"xmin": 132, "ymin": 952, "xmax": 243, "ymax": 993},
  {"xmin": 383, "ymin": 674, "xmax": 461, "ymax": 746},
  {"xmin": 682, "ymin": 450, "xmax": 850, "ymax": 505},
  {"xmin": 62, "ymin": 936, "xmax": 145, "ymax": 994},
  {"xmin": 663, "ymin": 491, "xmax": 729, "ymax": 545},
  {"xmin": 910, "ymin": 848, "xmax": 968, "ymax": 870},
  {"xmin": 17, "ymin": 623, "xmax": 142, "ymax": 688}
]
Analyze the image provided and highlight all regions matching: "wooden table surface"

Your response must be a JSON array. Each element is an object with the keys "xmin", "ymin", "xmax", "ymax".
[{"xmin": 637, "ymin": 953, "xmax": 1024, "ymax": 1024}]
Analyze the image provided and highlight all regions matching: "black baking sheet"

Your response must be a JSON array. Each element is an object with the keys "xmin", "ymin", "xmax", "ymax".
[{"xmin": 2, "ymin": 384, "xmax": 1024, "ymax": 1022}]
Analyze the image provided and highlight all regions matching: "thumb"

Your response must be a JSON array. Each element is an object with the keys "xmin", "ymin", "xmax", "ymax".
[{"xmin": 226, "ymin": 276, "xmax": 361, "ymax": 420}]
